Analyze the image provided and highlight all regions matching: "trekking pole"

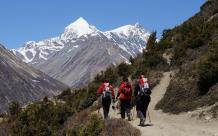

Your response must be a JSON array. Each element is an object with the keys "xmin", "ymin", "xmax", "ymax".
[{"xmin": 147, "ymin": 110, "xmax": 151, "ymax": 123}]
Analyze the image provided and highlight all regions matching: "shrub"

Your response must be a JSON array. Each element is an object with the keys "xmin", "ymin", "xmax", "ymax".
[
  {"xmin": 171, "ymin": 45, "xmax": 186, "ymax": 65},
  {"xmin": 10, "ymin": 100, "xmax": 74, "ymax": 136},
  {"xmin": 67, "ymin": 113, "xmax": 103, "ymax": 136},
  {"xmin": 8, "ymin": 101, "xmax": 20, "ymax": 121},
  {"xmin": 198, "ymin": 42, "xmax": 218, "ymax": 95},
  {"xmin": 117, "ymin": 63, "xmax": 132, "ymax": 78},
  {"xmin": 79, "ymin": 114, "xmax": 103, "ymax": 136},
  {"xmin": 100, "ymin": 119, "xmax": 140, "ymax": 136}
]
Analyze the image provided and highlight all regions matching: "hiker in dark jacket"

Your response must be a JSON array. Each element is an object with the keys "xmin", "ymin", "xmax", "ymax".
[
  {"xmin": 97, "ymin": 80, "xmax": 115, "ymax": 119},
  {"xmin": 134, "ymin": 75, "xmax": 151, "ymax": 126},
  {"xmin": 117, "ymin": 77, "xmax": 132, "ymax": 121}
]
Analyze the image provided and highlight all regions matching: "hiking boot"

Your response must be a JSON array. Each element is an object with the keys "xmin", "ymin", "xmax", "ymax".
[
  {"xmin": 128, "ymin": 115, "xmax": 131, "ymax": 121},
  {"xmin": 141, "ymin": 119, "xmax": 145, "ymax": 126},
  {"xmin": 139, "ymin": 119, "xmax": 143, "ymax": 126},
  {"xmin": 127, "ymin": 113, "xmax": 131, "ymax": 121}
]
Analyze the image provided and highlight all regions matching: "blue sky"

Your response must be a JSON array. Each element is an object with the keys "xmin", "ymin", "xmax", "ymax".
[{"xmin": 0, "ymin": 0, "xmax": 205, "ymax": 49}]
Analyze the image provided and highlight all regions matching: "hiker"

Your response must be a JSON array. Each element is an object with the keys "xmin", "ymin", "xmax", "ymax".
[
  {"xmin": 117, "ymin": 77, "xmax": 132, "ymax": 121},
  {"xmin": 134, "ymin": 75, "xmax": 151, "ymax": 126},
  {"xmin": 97, "ymin": 80, "xmax": 115, "ymax": 119}
]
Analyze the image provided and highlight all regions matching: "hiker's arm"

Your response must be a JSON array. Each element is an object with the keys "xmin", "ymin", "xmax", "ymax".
[
  {"xmin": 134, "ymin": 85, "xmax": 139, "ymax": 97},
  {"xmin": 97, "ymin": 84, "xmax": 104, "ymax": 95},
  {"xmin": 110, "ymin": 86, "xmax": 115, "ymax": 98},
  {"xmin": 148, "ymin": 88, "xmax": 152, "ymax": 95},
  {"xmin": 117, "ymin": 83, "xmax": 124, "ymax": 98},
  {"xmin": 111, "ymin": 87, "xmax": 116, "ymax": 103}
]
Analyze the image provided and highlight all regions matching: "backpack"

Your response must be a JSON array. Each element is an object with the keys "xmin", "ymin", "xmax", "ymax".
[
  {"xmin": 102, "ymin": 86, "xmax": 112, "ymax": 99},
  {"xmin": 139, "ymin": 86, "xmax": 151, "ymax": 97},
  {"xmin": 124, "ymin": 82, "xmax": 131, "ymax": 97}
]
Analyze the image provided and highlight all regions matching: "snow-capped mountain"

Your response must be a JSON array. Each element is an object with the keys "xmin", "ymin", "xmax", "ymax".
[
  {"xmin": 61, "ymin": 17, "xmax": 99, "ymax": 40},
  {"xmin": 13, "ymin": 17, "xmax": 150, "ymax": 87},
  {"xmin": 0, "ymin": 44, "xmax": 67, "ymax": 112}
]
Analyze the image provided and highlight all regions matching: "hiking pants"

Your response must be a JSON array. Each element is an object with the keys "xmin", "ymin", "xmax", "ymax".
[
  {"xmin": 102, "ymin": 98, "xmax": 111, "ymax": 119},
  {"xmin": 136, "ymin": 96, "xmax": 150, "ymax": 120},
  {"xmin": 120, "ymin": 99, "xmax": 131, "ymax": 119}
]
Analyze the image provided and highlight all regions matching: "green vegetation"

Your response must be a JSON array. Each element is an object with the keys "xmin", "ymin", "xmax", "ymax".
[
  {"xmin": 5, "ymin": 29, "xmax": 168, "ymax": 135},
  {"xmin": 8, "ymin": 0, "xmax": 218, "ymax": 134},
  {"xmin": 10, "ymin": 99, "xmax": 74, "ymax": 136},
  {"xmin": 67, "ymin": 113, "xmax": 103, "ymax": 136},
  {"xmin": 156, "ymin": 0, "xmax": 218, "ymax": 113},
  {"xmin": 198, "ymin": 41, "xmax": 218, "ymax": 95}
]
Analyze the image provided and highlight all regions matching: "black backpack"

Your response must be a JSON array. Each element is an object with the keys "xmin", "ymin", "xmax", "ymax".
[{"xmin": 139, "ymin": 87, "xmax": 151, "ymax": 97}]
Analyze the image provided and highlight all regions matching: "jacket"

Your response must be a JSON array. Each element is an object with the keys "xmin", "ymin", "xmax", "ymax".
[
  {"xmin": 97, "ymin": 82, "xmax": 115, "ymax": 98},
  {"xmin": 117, "ymin": 81, "xmax": 132, "ymax": 100}
]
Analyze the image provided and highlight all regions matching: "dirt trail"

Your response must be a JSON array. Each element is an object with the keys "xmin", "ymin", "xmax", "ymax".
[{"xmin": 99, "ymin": 71, "xmax": 218, "ymax": 136}]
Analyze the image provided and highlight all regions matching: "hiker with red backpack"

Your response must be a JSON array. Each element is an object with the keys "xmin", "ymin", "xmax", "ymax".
[
  {"xmin": 97, "ymin": 80, "xmax": 115, "ymax": 119},
  {"xmin": 134, "ymin": 75, "xmax": 151, "ymax": 126},
  {"xmin": 117, "ymin": 77, "xmax": 133, "ymax": 121}
]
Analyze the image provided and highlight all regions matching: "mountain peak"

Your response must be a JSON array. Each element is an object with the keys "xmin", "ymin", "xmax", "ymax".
[
  {"xmin": 106, "ymin": 23, "xmax": 149, "ymax": 39},
  {"xmin": 65, "ymin": 17, "xmax": 90, "ymax": 30},
  {"xmin": 62, "ymin": 17, "xmax": 98, "ymax": 39}
]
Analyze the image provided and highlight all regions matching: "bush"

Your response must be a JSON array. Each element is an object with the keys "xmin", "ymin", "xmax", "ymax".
[
  {"xmin": 79, "ymin": 114, "xmax": 103, "ymax": 136},
  {"xmin": 100, "ymin": 119, "xmax": 140, "ymax": 136},
  {"xmin": 67, "ymin": 113, "xmax": 103, "ymax": 136},
  {"xmin": 117, "ymin": 63, "xmax": 132, "ymax": 78},
  {"xmin": 198, "ymin": 42, "xmax": 218, "ymax": 95},
  {"xmin": 8, "ymin": 101, "xmax": 20, "ymax": 121},
  {"xmin": 171, "ymin": 45, "xmax": 186, "ymax": 65},
  {"xmin": 10, "ymin": 100, "xmax": 74, "ymax": 136}
]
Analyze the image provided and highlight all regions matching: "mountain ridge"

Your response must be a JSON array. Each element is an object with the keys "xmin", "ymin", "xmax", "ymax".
[
  {"xmin": 0, "ymin": 43, "xmax": 68, "ymax": 112},
  {"xmin": 12, "ymin": 17, "xmax": 150, "ymax": 87}
]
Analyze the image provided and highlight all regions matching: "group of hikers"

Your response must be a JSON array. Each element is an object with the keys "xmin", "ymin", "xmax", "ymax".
[{"xmin": 97, "ymin": 75, "xmax": 151, "ymax": 126}]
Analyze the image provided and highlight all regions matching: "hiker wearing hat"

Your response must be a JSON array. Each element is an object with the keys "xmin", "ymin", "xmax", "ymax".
[
  {"xmin": 134, "ymin": 75, "xmax": 151, "ymax": 126},
  {"xmin": 117, "ymin": 77, "xmax": 133, "ymax": 121}
]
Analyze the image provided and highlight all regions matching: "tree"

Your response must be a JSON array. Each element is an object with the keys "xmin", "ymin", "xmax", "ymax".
[
  {"xmin": 118, "ymin": 63, "xmax": 132, "ymax": 78},
  {"xmin": 146, "ymin": 31, "xmax": 157, "ymax": 52},
  {"xmin": 129, "ymin": 56, "xmax": 134, "ymax": 64},
  {"xmin": 9, "ymin": 101, "xmax": 20, "ymax": 120}
]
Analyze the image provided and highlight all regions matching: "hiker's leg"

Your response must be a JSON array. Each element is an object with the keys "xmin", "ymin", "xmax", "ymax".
[
  {"xmin": 137, "ymin": 110, "xmax": 144, "ymax": 126},
  {"xmin": 105, "ymin": 99, "xmax": 111, "ymax": 119},
  {"xmin": 137, "ymin": 110, "xmax": 144, "ymax": 119},
  {"xmin": 102, "ymin": 99, "xmax": 107, "ymax": 119},
  {"xmin": 120, "ymin": 100, "xmax": 125, "ymax": 119},
  {"xmin": 125, "ymin": 100, "xmax": 131, "ymax": 121},
  {"xmin": 143, "ymin": 96, "xmax": 151, "ymax": 119}
]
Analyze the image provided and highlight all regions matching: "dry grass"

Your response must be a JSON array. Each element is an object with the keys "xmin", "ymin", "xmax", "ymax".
[{"xmin": 100, "ymin": 119, "xmax": 141, "ymax": 136}]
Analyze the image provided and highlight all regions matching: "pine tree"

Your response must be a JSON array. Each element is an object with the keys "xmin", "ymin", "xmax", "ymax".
[{"xmin": 146, "ymin": 31, "xmax": 157, "ymax": 52}]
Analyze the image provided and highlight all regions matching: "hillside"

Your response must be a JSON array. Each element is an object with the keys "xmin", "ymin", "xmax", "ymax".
[
  {"xmin": 0, "ymin": 30, "xmax": 167, "ymax": 135},
  {"xmin": 1, "ymin": 1, "xmax": 218, "ymax": 136},
  {"xmin": 156, "ymin": 0, "xmax": 218, "ymax": 113},
  {"xmin": 0, "ymin": 44, "xmax": 68, "ymax": 112}
]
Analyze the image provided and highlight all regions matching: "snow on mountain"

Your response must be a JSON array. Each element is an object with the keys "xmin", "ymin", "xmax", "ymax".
[
  {"xmin": 13, "ymin": 17, "xmax": 150, "ymax": 87},
  {"xmin": 61, "ymin": 17, "xmax": 99, "ymax": 40},
  {"xmin": 12, "ymin": 37, "xmax": 64, "ymax": 65},
  {"xmin": 104, "ymin": 23, "xmax": 150, "ymax": 56},
  {"xmin": 0, "ymin": 44, "xmax": 68, "ymax": 112}
]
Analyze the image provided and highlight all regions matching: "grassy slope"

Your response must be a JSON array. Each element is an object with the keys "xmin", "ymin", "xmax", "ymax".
[{"xmin": 156, "ymin": 0, "xmax": 218, "ymax": 113}]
